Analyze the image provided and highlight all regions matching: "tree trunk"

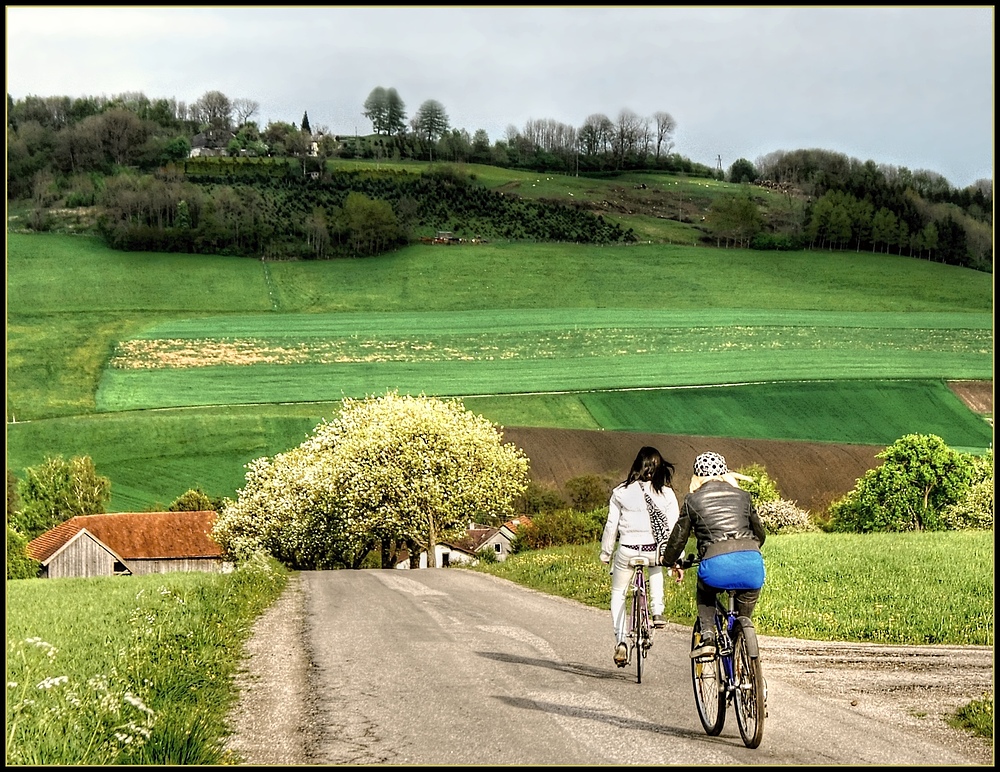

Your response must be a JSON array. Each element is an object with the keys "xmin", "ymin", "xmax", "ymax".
[
  {"xmin": 406, "ymin": 538, "xmax": 422, "ymax": 569},
  {"xmin": 426, "ymin": 513, "xmax": 437, "ymax": 568}
]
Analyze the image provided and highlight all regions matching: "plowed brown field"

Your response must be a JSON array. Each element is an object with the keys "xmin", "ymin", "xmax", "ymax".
[{"xmin": 504, "ymin": 380, "xmax": 993, "ymax": 514}]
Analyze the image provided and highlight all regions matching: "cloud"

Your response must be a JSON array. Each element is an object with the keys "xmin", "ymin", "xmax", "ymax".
[{"xmin": 6, "ymin": 6, "xmax": 993, "ymax": 187}]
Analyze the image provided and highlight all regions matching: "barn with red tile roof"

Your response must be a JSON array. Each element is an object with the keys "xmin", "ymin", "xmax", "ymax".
[{"xmin": 25, "ymin": 511, "xmax": 225, "ymax": 579}]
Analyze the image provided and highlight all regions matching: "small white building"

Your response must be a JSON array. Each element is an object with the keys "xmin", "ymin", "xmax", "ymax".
[{"xmin": 394, "ymin": 517, "xmax": 532, "ymax": 569}]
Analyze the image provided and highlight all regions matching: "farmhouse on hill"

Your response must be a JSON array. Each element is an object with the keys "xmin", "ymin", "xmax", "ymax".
[{"xmin": 25, "ymin": 511, "xmax": 225, "ymax": 579}]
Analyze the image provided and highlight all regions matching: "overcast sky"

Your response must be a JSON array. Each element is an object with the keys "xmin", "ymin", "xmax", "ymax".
[{"xmin": 6, "ymin": 6, "xmax": 994, "ymax": 188}]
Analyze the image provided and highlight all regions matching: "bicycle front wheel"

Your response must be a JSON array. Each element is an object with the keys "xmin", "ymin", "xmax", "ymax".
[
  {"xmin": 732, "ymin": 620, "xmax": 765, "ymax": 748},
  {"xmin": 690, "ymin": 620, "xmax": 725, "ymax": 735}
]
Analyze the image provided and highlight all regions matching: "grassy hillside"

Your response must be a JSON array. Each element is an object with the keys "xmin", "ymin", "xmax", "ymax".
[{"xmin": 5, "ymin": 163, "xmax": 993, "ymax": 513}]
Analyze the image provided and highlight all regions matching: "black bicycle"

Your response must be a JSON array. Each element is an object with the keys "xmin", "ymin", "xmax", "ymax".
[{"xmin": 686, "ymin": 558, "xmax": 767, "ymax": 748}]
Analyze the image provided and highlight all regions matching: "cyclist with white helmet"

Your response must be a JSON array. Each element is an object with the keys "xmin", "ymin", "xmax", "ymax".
[{"xmin": 658, "ymin": 451, "xmax": 766, "ymax": 659}]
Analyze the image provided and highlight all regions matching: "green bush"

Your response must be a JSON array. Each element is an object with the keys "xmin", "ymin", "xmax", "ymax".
[
  {"xmin": 476, "ymin": 545, "xmax": 499, "ymax": 563},
  {"xmin": 564, "ymin": 473, "xmax": 614, "ymax": 512},
  {"xmin": 168, "ymin": 487, "xmax": 224, "ymax": 512},
  {"xmin": 736, "ymin": 462, "xmax": 781, "ymax": 505},
  {"xmin": 517, "ymin": 507, "xmax": 606, "ymax": 549},
  {"xmin": 6, "ymin": 525, "xmax": 39, "ymax": 579},
  {"xmin": 827, "ymin": 434, "xmax": 985, "ymax": 533},
  {"xmin": 518, "ymin": 480, "xmax": 567, "ymax": 514}
]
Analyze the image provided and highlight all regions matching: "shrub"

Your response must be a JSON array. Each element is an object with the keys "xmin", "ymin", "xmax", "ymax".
[
  {"xmin": 6, "ymin": 525, "xmax": 39, "ymax": 579},
  {"xmin": 518, "ymin": 480, "xmax": 566, "ymax": 514},
  {"xmin": 827, "ymin": 434, "xmax": 984, "ymax": 533},
  {"xmin": 756, "ymin": 499, "xmax": 819, "ymax": 534},
  {"xmin": 476, "ymin": 546, "xmax": 499, "ymax": 563},
  {"xmin": 940, "ymin": 477, "xmax": 994, "ymax": 530},
  {"xmin": 564, "ymin": 473, "xmax": 614, "ymax": 512},
  {"xmin": 516, "ymin": 507, "xmax": 605, "ymax": 550},
  {"xmin": 736, "ymin": 463, "xmax": 781, "ymax": 505},
  {"xmin": 169, "ymin": 487, "xmax": 223, "ymax": 512},
  {"xmin": 750, "ymin": 232, "xmax": 806, "ymax": 250}
]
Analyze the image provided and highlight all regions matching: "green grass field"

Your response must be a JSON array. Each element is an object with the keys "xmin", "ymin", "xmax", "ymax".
[{"xmin": 5, "ymin": 171, "xmax": 993, "ymax": 513}]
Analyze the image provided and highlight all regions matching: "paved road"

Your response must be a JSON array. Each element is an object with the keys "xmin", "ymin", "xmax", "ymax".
[{"xmin": 226, "ymin": 569, "xmax": 992, "ymax": 765}]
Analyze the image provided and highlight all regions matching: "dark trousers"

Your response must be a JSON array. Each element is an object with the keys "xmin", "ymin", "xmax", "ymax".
[{"xmin": 697, "ymin": 577, "xmax": 760, "ymax": 637}]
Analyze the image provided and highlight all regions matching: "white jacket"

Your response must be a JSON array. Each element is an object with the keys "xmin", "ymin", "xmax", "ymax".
[{"xmin": 600, "ymin": 479, "xmax": 680, "ymax": 560}]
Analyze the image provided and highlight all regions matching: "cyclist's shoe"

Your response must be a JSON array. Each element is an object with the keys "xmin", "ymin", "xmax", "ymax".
[
  {"xmin": 652, "ymin": 614, "xmax": 666, "ymax": 629},
  {"xmin": 690, "ymin": 632, "xmax": 716, "ymax": 659},
  {"xmin": 613, "ymin": 641, "xmax": 628, "ymax": 667}
]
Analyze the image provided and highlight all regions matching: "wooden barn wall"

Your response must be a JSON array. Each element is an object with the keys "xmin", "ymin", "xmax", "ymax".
[
  {"xmin": 128, "ymin": 557, "xmax": 223, "ymax": 575},
  {"xmin": 47, "ymin": 534, "xmax": 116, "ymax": 579}
]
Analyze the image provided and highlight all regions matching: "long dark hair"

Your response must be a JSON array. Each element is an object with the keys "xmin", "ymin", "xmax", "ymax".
[{"xmin": 623, "ymin": 446, "xmax": 674, "ymax": 494}]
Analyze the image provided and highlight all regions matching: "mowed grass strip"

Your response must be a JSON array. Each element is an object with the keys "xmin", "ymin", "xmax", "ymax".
[
  {"xmin": 96, "ymin": 349, "xmax": 991, "ymax": 413},
  {"xmin": 263, "ymin": 240, "xmax": 993, "ymax": 313},
  {"xmin": 5, "ymin": 234, "xmax": 272, "ymax": 314},
  {"xmin": 95, "ymin": 307, "xmax": 991, "ymax": 412}
]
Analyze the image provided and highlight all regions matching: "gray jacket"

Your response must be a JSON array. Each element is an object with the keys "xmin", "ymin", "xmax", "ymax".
[{"xmin": 659, "ymin": 479, "xmax": 765, "ymax": 565}]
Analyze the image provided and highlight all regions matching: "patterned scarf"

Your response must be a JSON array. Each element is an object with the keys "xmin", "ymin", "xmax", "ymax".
[{"xmin": 644, "ymin": 487, "xmax": 670, "ymax": 544}]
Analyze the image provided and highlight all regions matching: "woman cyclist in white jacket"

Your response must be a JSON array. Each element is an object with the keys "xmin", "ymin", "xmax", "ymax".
[{"xmin": 599, "ymin": 446, "xmax": 680, "ymax": 667}]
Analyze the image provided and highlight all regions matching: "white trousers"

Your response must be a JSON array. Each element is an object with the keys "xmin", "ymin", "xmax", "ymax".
[{"xmin": 610, "ymin": 545, "xmax": 665, "ymax": 643}]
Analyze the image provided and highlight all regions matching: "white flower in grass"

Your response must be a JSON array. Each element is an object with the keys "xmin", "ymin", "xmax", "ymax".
[
  {"xmin": 124, "ymin": 692, "xmax": 155, "ymax": 716},
  {"xmin": 25, "ymin": 637, "xmax": 58, "ymax": 658},
  {"xmin": 36, "ymin": 675, "xmax": 69, "ymax": 689}
]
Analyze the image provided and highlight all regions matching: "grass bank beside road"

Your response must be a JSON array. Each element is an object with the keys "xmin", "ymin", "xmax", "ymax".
[
  {"xmin": 467, "ymin": 531, "xmax": 994, "ymax": 646},
  {"xmin": 5, "ymin": 556, "xmax": 288, "ymax": 766}
]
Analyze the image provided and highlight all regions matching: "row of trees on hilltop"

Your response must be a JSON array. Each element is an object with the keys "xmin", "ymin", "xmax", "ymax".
[
  {"xmin": 9, "ymin": 86, "xmax": 991, "ymax": 196},
  {"xmin": 6, "ymin": 88, "xmax": 992, "ymax": 269}
]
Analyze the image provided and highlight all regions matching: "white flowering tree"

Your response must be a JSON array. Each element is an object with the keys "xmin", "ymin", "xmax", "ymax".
[{"xmin": 213, "ymin": 391, "xmax": 530, "ymax": 569}]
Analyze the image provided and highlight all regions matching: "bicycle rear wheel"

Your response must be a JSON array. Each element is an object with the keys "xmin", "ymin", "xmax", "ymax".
[
  {"xmin": 631, "ymin": 582, "xmax": 645, "ymax": 684},
  {"xmin": 690, "ymin": 620, "xmax": 725, "ymax": 735},
  {"xmin": 732, "ymin": 620, "xmax": 765, "ymax": 748}
]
